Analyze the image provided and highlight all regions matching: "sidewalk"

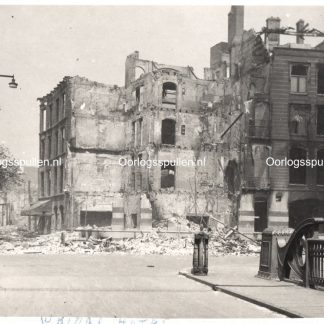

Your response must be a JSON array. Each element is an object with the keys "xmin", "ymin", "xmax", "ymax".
[{"xmin": 179, "ymin": 255, "xmax": 324, "ymax": 318}]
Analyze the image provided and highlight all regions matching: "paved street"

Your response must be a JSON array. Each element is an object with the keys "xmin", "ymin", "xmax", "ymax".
[{"xmin": 0, "ymin": 255, "xmax": 283, "ymax": 318}]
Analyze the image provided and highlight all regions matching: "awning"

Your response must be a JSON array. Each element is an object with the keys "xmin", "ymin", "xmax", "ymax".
[
  {"xmin": 82, "ymin": 204, "xmax": 112, "ymax": 212},
  {"xmin": 21, "ymin": 200, "xmax": 52, "ymax": 217}
]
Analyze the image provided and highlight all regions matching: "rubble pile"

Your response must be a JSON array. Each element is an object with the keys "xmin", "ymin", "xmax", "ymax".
[{"xmin": 0, "ymin": 222, "xmax": 260, "ymax": 255}]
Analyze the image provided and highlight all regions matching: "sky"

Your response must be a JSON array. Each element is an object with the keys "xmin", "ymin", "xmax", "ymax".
[{"xmin": 0, "ymin": 5, "xmax": 324, "ymax": 161}]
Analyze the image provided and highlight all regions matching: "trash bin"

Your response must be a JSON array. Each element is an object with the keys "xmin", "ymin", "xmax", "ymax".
[{"xmin": 191, "ymin": 228, "xmax": 209, "ymax": 276}]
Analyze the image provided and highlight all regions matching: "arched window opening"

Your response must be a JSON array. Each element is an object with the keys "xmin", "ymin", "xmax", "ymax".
[{"xmin": 162, "ymin": 82, "xmax": 177, "ymax": 105}]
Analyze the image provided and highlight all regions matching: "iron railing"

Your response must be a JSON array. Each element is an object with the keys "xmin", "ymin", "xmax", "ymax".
[{"xmin": 306, "ymin": 239, "xmax": 324, "ymax": 288}]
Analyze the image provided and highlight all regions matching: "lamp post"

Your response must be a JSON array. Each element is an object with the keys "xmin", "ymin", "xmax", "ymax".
[{"xmin": 0, "ymin": 74, "xmax": 18, "ymax": 88}]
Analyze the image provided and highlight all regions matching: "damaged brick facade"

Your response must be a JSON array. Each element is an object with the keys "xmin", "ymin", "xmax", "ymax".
[{"xmin": 216, "ymin": 6, "xmax": 324, "ymax": 234}]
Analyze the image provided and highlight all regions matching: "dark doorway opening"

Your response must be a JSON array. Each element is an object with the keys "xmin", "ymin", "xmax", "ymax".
[{"xmin": 254, "ymin": 198, "xmax": 268, "ymax": 232}]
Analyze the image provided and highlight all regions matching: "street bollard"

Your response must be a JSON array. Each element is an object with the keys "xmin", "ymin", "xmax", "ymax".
[{"xmin": 191, "ymin": 227, "xmax": 209, "ymax": 276}]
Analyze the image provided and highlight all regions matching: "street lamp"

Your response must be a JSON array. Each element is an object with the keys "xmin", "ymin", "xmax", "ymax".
[{"xmin": 0, "ymin": 74, "xmax": 18, "ymax": 89}]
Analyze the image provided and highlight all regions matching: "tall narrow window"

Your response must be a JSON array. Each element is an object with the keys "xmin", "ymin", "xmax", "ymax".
[
  {"xmin": 138, "ymin": 118, "xmax": 143, "ymax": 146},
  {"xmin": 55, "ymin": 131, "xmax": 59, "ymax": 157},
  {"xmin": 54, "ymin": 166, "xmax": 58, "ymax": 194},
  {"xmin": 40, "ymin": 171, "xmax": 45, "ymax": 197},
  {"xmin": 317, "ymin": 149, "xmax": 324, "ymax": 185},
  {"xmin": 48, "ymin": 135, "xmax": 52, "ymax": 159},
  {"xmin": 47, "ymin": 170, "xmax": 51, "ymax": 196},
  {"xmin": 60, "ymin": 164, "xmax": 64, "ymax": 193},
  {"xmin": 62, "ymin": 93, "xmax": 66, "ymax": 118},
  {"xmin": 48, "ymin": 104, "xmax": 53, "ymax": 127},
  {"xmin": 161, "ymin": 162, "xmax": 175, "ymax": 189},
  {"xmin": 40, "ymin": 139, "xmax": 45, "ymax": 160},
  {"xmin": 60, "ymin": 127, "xmax": 65, "ymax": 153},
  {"xmin": 56, "ymin": 98, "xmax": 60, "ymax": 122},
  {"xmin": 289, "ymin": 147, "xmax": 307, "ymax": 184},
  {"xmin": 317, "ymin": 64, "xmax": 324, "ymax": 94},
  {"xmin": 317, "ymin": 106, "xmax": 324, "ymax": 135},
  {"xmin": 290, "ymin": 104, "xmax": 310, "ymax": 136},
  {"xmin": 161, "ymin": 119, "xmax": 176, "ymax": 145},
  {"xmin": 290, "ymin": 64, "xmax": 308, "ymax": 93},
  {"xmin": 41, "ymin": 109, "xmax": 46, "ymax": 131}
]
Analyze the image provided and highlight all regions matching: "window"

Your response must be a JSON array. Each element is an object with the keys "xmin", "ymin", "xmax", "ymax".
[
  {"xmin": 181, "ymin": 125, "xmax": 186, "ymax": 135},
  {"xmin": 54, "ymin": 131, "xmax": 59, "ymax": 156},
  {"xmin": 161, "ymin": 162, "xmax": 175, "ymax": 189},
  {"xmin": 41, "ymin": 109, "xmax": 46, "ymax": 131},
  {"xmin": 48, "ymin": 135, "xmax": 52, "ymax": 159},
  {"xmin": 161, "ymin": 119, "xmax": 176, "ymax": 145},
  {"xmin": 60, "ymin": 127, "xmax": 65, "ymax": 153},
  {"xmin": 60, "ymin": 164, "xmax": 64, "ymax": 192},
  {"xmin": 317, "ymin": 106, "xmax": 324, "ymax": 135},
  {"xmin": 290, "ymin": 64, "xmax": 308, "ymax": 93},
  {"xmin": 40, "ymin": 139, "xmax": 45, "ymax": 160},
  {"xmin": 131, "ymin": 172, "xmax": 135, "ymax": 190},
  {"xmin": 47, "ymin": 170, "xmax": 51, "ymax": 196},
  {"xmin": 131, "ymin": 214, "xmax": 138, "ymax": 228},
  {"xmin": 317, "ymin": 149, "xmax": 324, "ymax": 185},
  {"xmin": 40, "ymin": 172, "xmax": 45, "ymax": 197},
  {"xmin": 62, "ymin": 93, "xmax": 66, "ymax": 118},
  {"xmin": 290, "ymin": 104, "xmax": 310, "ymax": 136},
  {"xmin": 56, "ymin": 98, "xmax": 60, "ymax": 122},
  {"xmin": 54, "ymin": 166, "xmax": 58, "ymax": 194},
  {"xmin": 318, "ymin": 64, "xmax": 324, "ymax": 94},
  {"xmin": 289, "ymin": 147, "xmax": 307, "ymax": 184},
  {"xmin": 162, "ymin": 82, "xmax": 177, "ymax": 105},
  {"xmin": 132, "ymin": 121, "xmax": 136, "ymax": 146},
  {"xmin": 48, "ymin": 105, "xmax": 53, "ymax": 127},
  {"xmin": 138, "ymin": 118, "xmax": 143, "ymax": 146}
]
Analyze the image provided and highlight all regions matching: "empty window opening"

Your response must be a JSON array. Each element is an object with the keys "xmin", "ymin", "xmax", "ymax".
[
  {"xmin": 136, "ymin": 118, "xmax": 143, "ymax": 146},
  {"xmin": 181, "ymin": 125, "xmax": 186, "ymax": 135},
  {"xmin": 132, "ymin": 121, "xmax": 136, "ymax": 145},
  {"xmin": 60, "ymin": 127, "xmax": 65, "ymax": 153},
  {"xmin": 161, "ymin": 163, "xmax": 175, "ymax": 189},
  {"xmin": 55, "ymin": 131, "xmax": 59, "ymax": 156},
  {"xmin": 317, "ymin": 106, "xmax": 324, "ymax": 135},
  {"xmin": 56, "ymin": 98, "xmax": 60, "ymax": 122},
  {"xmin": 161, "ymin": 119, "xmax": 176, "ymax": 145},
  {"xmin": 42, "ymin": 109, "xmax": 46, "ymax": 131},
  {"xmin": 62, "ymin": 93, "xmax": 66, "ymax": 118},
  {"xmin": 48, "ymin": 136, "xmax": 52, "ymax": 159},
  {"xmin": 131, "ymin": 213, "xmax": 138, "ymax": 228},
  {"xmin": 291, "ymin": 64, "xmax": 308, "ymax": 93},
  {"xmin": 54, "ymin": 206, "xmax": 58, "ymax": 231},
  {"xmin": 318, "ymin": 65, "xmax": 324, "ymax": 94},
  {"xmin": 40, "ymin": 171, "xmax": 45, "ymax": 197},
  {"xmin": 317, "ymin": 149, "xmax": 324, "ymax": 185},
  {"xmin": 59, "ymin": 205, "xmax": 65, "ymax": 229},
  {"xmin": 60, "ymin": 164, "xmax": 64, "ymax": 193},
  {"xmin": 49, "ymin": 105, "xmax": 53, "ymax": 126},
  {"xmin": 80, "ymin": 211, "xmax": 112, "ymax": 227},
  {"xmin": 47, "ymin": 170, "xmax": 51, "ymax": 196},
  {"xmin": 290, "ymin": 104, "xmax": 310, "ymax": 136},
  {"xmin": 162, "ymin": 82, "xmax": 177, "ymax": 104},
  {"xmin": 289, "ymin": 147, "xmax": 307, "ymax": 184},
  {"xmin": 54, "ymin": 166, "xmax": 58, "ymax": 194}
]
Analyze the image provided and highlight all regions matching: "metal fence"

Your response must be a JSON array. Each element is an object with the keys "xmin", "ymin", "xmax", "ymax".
[{"xmin": 306, "ymin": 239, "xmax": 324, "ymax": 288}]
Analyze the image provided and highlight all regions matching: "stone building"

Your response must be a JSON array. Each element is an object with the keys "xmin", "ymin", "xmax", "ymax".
[
  {"xmin": 214, "ymin": 6, "xmax": 324, "ymax": 233},
  {"xmin": 27, "ymin": 51, "xmax": 236, "ymax": 233}
]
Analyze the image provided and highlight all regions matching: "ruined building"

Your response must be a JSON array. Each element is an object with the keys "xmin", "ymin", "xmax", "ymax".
[
  {"xmin": 214, "ymin": 6, "xmax": 324, "ymax": 233},
  {"xmin": 27, "ymin": 50, "xmax": 237, "ymax": 234},
  {"xmin": 26, "ymin": 6, "xmax": 324, "ymax": 235}
]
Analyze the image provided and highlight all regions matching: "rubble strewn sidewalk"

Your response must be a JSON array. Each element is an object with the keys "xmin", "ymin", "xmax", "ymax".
[{"xmin": 0, "ymin": 222, "xmax": 260, "ymax": 255}]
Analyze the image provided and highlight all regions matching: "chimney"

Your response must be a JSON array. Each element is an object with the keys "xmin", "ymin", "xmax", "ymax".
[
  {"xmin": 228, "ymin": 6, "xmax": 244, "ymax": 45},
  {"xmin": 266, "ymin": 17, "xmax": 281, "ymax": 50},
  {"xmin": 296, "ymin": 19, "xmax": 305, "ymax": 44}
]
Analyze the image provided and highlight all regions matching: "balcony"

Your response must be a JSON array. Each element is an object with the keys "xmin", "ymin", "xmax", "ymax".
[
  {"xmin": 247, "ymin": 119, "xmax": 270, "ymax": 139},
  {"xmin": 243, "ymin": 176, "xmax": 270, "ymax": 190}
]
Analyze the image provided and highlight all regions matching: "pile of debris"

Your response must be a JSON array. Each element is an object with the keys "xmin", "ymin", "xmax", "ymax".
[{"xmin": 0, "ymin": 222, "xmax": 260, "ymax": 255}]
